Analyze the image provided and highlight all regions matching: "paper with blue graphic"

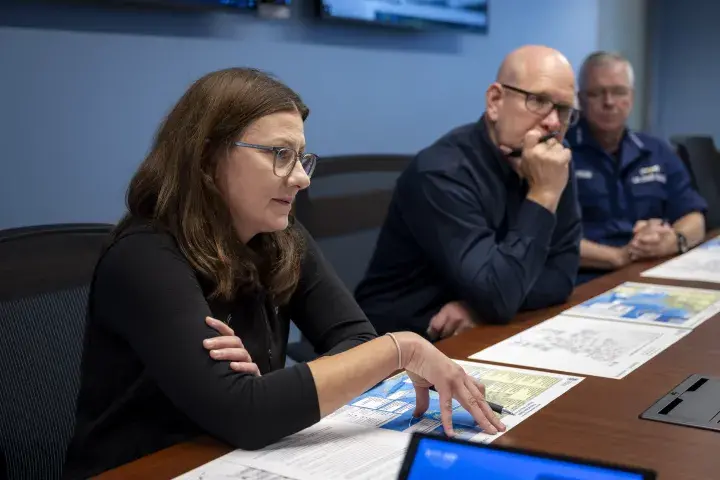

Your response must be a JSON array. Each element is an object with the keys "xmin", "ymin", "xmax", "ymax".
[
  {"xmin": 339, "ymin": 374, "xmax": 481, "ymax": 438},
  {"xmin": 698, "ymin": 236, "xmax": 720, "ymax": 250},
  {"xmin": 642, "ymin": 235, "xmax": 720, "ymax": 284},
  {"xmin": 565, "ymin": 281, "xmax": 720, "ymax": 329},
  {"xmin": 325, "ymin": 360, "xmax": 582, "ymax": 443}
]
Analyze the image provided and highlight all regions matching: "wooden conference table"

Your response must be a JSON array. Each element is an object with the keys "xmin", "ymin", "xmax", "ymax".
[{"xmin": 99, "ymin": 254, "xmax": 720, "ymax": 479}]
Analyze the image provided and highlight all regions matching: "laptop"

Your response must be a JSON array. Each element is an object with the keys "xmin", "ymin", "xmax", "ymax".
[{"xmin": 397, "ymin": 433, "xmax": 656, "ymax": 480}]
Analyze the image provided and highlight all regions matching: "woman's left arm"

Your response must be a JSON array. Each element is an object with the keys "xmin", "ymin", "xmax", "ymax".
[{"xmin": 288, "ymin": 222, "xmax": 378, "ymax": 355}]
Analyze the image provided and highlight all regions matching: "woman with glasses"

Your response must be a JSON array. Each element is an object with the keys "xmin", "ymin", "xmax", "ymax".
[{"xmin": 63, "ymin": 68, "xmax": 505, "ymax": 479}]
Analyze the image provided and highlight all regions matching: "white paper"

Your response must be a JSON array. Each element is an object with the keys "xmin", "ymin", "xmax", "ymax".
[
  {"xmin": 174, "ymin": 421, "xmax": 408, "ymax": 480},
  {"xmin": 563, "ymin": 281, "xmax": 720, "ymax": 329},
  {"xmin": 174, "ymin": 362, "xmax": 582, "ymax": 480},
  {"xmin": 641, "ymin": 236, "xmax": 720, "ymax": 284},
  {"xmin": 469, "ymin": 314, "xmax": 689, "ymax": 379},
  {"xmin": 175, "ymin": 463, "xmax": 295, "ymax": 479},
  {"xmin": 325, "ymin": 360, "xmax": 583, "ymax": 443}
]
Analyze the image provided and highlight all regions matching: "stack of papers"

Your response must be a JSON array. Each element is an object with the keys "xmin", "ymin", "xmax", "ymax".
[
  {"xmin": 642, "ymin": 235, "xmax": 720, "ymax": 283},
  {"xmin": 175, "ymin": 361, "xmax": 583, "ymax": 480},
  {"xmin": 469, "ymin": 282, "xmax": 720, "ymax": 379}
]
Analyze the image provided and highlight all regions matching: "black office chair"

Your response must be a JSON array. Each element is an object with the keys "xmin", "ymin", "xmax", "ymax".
[
  {"xmin": 1, "ymin": 449, "xmax": 6, "ymax": 480},
  {"xmin": 671, "ymin": 135, "xmax": 720, "ymax": 230},
  {"xmin": 287, "ymin": 154, "xmax": 412, "ymax": 363},
  {"xmin": 0, "ymin": 223, "xmax": 114, "ymax": 480},
  {"xmin": 669, "ymin": 135, "xmax": 697, "ymax": 190}
]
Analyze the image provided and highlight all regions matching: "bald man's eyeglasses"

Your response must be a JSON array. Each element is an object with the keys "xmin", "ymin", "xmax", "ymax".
[{"xmin": 501, "ymin": 84, "xmax": 580, "ymax": 126}]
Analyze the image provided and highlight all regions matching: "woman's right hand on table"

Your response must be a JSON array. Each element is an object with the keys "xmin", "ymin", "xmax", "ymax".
[{"xmin": 394, "ymin": 332, "xmax": 507, "ymax": 437}]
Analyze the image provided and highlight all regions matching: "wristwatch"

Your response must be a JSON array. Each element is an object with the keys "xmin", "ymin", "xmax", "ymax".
[{"xmin": 676, "ymin": 231, "xmax": 689, "ymax": 254}]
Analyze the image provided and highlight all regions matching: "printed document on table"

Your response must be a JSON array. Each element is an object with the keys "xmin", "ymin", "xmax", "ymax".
[
  {"xmin": 325, "ymin": 360, "xmax": 583, "ymax": 443},
  {"xmin": 563, "ymin": 281, "xmax": 720, "ymax": 329},
  {"xmin": 642, "ymin": 235, "xmax": 720, "ymax": 284},
  {"xmin": 174, "ymin": 421, "xmax": 408, "ymax": 480},
  {"xmin": 469, "ymin": 314, "xmax": 689, "ymax": 379},
  {"xmin": 175, "ymin": 361, "xmax": 583, "ymax": 480}
]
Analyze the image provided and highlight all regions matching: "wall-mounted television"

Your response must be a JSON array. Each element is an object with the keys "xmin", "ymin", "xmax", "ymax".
[
  {"xmin": 317, "ymin": 0, "xmax": 488, "ymax": 32},
  {"xmin": 103, "ymin": 0, "xmax": 259, "ymax": 10}
]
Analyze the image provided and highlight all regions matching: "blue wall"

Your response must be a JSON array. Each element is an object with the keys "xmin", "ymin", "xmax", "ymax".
[
  {"xmin": 0, "ymin": 0, "xmax": 601, "ymax": 230},
  {"xmin": 647, "ymin": 0, "xmax": 720, "ymax": 144},
  {"xmin": 596, "ymin": 0, "xmax": 647, "ymax": 131}
]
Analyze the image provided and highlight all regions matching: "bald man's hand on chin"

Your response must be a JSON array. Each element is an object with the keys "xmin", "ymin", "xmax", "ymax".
[{"xmin": 516, "ymin": 130, "xmax": 571, "ymax": 213}]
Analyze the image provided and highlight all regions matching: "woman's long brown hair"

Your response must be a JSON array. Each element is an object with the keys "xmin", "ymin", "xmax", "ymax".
[{"xmin": 117, "ymin": 68, "xmax": 308, "ymax": 304}]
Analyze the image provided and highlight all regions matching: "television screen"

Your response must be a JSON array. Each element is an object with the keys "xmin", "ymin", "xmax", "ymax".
[
  {"xmin": 318, "ymin": 0, "xmax": 488, "ymax": 32},
  {"xmin": 108, "ymin": 0, "xmax": 258, "ymax": 10}
]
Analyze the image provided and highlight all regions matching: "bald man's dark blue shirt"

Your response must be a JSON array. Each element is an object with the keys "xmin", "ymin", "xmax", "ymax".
[{"xmin": 354, "ymin": 118, "xmax": 582, "ymax": 336}]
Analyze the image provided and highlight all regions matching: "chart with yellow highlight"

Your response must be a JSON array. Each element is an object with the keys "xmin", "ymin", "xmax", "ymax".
[{"xmin": 325, "ymin": 360, "xmax": 583, "ymax": 443}]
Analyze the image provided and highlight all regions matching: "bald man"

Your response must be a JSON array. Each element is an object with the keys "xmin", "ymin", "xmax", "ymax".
[{"xmin": 355, "ymin": 45, "xmax": 583, "ymax": 339}]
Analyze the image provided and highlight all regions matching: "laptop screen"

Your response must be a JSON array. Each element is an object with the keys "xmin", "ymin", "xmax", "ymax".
[{"xmin": 404, "ymin": 436, "xmax": 651, "ymax": 480}]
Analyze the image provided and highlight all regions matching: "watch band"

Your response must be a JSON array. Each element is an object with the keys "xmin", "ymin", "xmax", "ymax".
[{"xmin": 676, "ymin": 231, "xmax": 689, "ymax": 253}]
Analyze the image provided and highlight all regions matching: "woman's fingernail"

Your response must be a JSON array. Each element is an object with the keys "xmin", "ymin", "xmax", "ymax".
[
  {"xmin": 230, "ymin": 362, "xmax": 240, "ymax": 368},
  {"xmin": 210, "ymin": 350, "xmax": 220, "ymax": 357},
  {"xmin": 203, "ymin": 339, "xmax": 214, "ymax": 348}
]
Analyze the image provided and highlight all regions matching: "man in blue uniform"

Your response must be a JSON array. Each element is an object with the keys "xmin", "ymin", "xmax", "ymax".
[
  {"xmin": 569, "ymin": 51, "xmax": 707, "ymax": 284},
  {"xmin": 355, "ymin": 45, "xmax": 582, "ymax": 339}
]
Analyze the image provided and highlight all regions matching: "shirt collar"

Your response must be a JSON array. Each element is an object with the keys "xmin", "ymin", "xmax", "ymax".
[
  {"xmin": 573, "ymin": 116, "xmax": 646, "ymax": 150},
  {"xmin": 476, "ymin": 114, "xmax": 515, "ymax": 178},
  {"xmin": 572, "ymin": 117, "xmax": 649, "ymax": 168}
]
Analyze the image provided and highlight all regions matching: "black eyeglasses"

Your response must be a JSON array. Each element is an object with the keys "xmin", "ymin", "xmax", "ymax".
[
  {"xmin": 233, "ymin": 141, "xmax": 317, "ymax": 179},
  {"xmin": 501, "ymin": 84, "xmax": 580, "ymax": 126}
]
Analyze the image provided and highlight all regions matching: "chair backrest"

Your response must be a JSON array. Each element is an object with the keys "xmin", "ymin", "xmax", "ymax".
[
  {"xmin": 0, "ymin": 223, "xmax": 114, "ymax": 480},
  {"xmin": 672, "ymin": 136, "xmax": 720, "ymax": 229},
  {"xmin": 295, "ymin": 154, "xmax": 412, "ymax": 238},
  {"xmin": 294, "ymin": 154, "xmax": 411, "ymax": 291},
  {"xmin": 669, "ymin": 135, "xmax": 697, "ymax": 190}
]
